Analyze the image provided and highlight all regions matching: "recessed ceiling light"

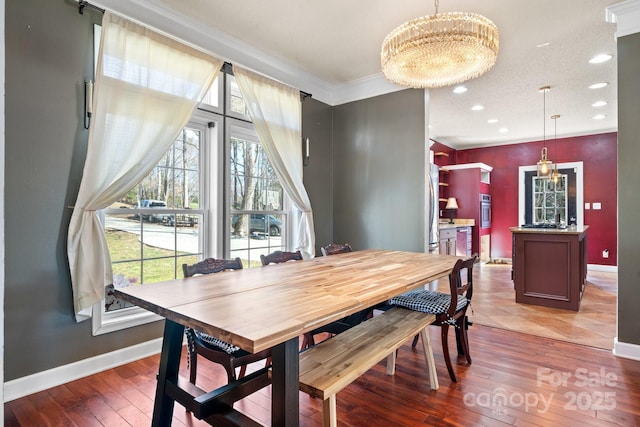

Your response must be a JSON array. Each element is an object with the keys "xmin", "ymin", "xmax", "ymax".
[
  {"xmin": 593, "ymin": 114, "xmax": 607, "ymax": 120},
  {"xmin": 453, "ymin": 85, "xmax": 468, "ymax": 94},
  {"xmin": 471, "ymin": 105, "xmax": 484, "ymax": 111},
  {"xmin": 499, "ymin": 127, "xmax": 509, "ymax": 133},
  {"xmin": 589, "ymin": 54, "xmax": 613, "ymax": 64},
  {"xmin": 589, "ymin": 82, "xmax": 608, "ymax": 89},
  {"xmin": 536, "ymin": 42, "xmax": 550, "ymax": 48},
  {"xmin": 487, "ymin": 119, "xmax": 499, "ymax": 124},
  {"xmin": 592, "ymin": 101, "xmax": 608, "ymax": 107}
]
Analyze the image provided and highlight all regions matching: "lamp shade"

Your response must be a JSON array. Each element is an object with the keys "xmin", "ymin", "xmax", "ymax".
[{"xmin": 445, "ymin": 197, "xmax": 459, "ymax": 209}]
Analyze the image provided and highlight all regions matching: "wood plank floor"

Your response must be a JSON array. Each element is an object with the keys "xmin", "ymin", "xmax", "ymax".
[
  {"xmin": 469, "ymin": 263, "xmax": 617, "ymax": 349},
  {"xmin": 5, "ymin": 264, "xmax": 635, "ymax": 426},
  {"xmin": 5, "ymin": 324, "xmax": 640, "ymax": 426}
]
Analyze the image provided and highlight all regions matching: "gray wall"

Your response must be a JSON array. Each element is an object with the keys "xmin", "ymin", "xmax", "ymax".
[
  {"xmin": 301, "ymin": 98, "xmax": 334, "ymax": 254},
  {"xmin": 617, "ymin": 31, "xmax": 640, "ymax": 346},
  {"xmin": 332, "ymin": 90, "xmax": 426, "ymax": 252},
  {"xmin": 5, "ymin": 0, "xmax": 163, "ymax": 381}
]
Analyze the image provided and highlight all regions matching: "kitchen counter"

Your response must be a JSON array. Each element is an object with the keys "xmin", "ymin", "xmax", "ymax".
[
  {"xmin": 439, "ymin": 219, "xmax": 475, "ymax": 229},
  {"xmin": 510, "ymin": 225, "xmax": 589, "ymax": 235}
]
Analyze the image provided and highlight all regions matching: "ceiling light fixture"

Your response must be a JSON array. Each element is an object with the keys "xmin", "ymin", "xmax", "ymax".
[
  {"xmin": 551, "ymin": 114, "xmax": 561, "ymax": 184},
  {"xmin": 537, "ymin": 86, "xmax": 553, "ymax": 178},
  {"xmin": 589, "ymin": 82, "xmax": 608, "ymax": 89},
  {"xmin": 488, "ymin": 118, "xmax": 499, "ymax": 124},
  {"xmin": 381, "ymin": 0, "xmax": 499, "ymax": 88},
  {"xmin": 453, "ymin": 85, "xmax": 468, "ymax": 94},
  {"xmin": 593, "ymin": 114, "xmax": 607, "ymax": 120},
  {"xmin": 589, "ymin": 54, "xmax": 613, "ymax": 64},
  {"xmin": 471, "ymin": 104, "xmax": 484, "ymax": 111},
  {"xmin": 592, "ymin": 101, "xmax": 608, "ymax": 107}
]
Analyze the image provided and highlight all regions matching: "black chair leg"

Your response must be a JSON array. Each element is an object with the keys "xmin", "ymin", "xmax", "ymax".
[
  {"xmin": 411, "ymin": 333, "xmax": 419, "ymax": 348},
  {"xmin": 441, "ymin": 324, "xmax": 457, "ymax": 382}
]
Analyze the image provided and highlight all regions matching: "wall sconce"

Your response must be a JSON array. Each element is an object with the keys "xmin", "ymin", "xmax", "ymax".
[
  {"xmin": 445, "ymin": 197, "xmax": 458, "ymax": 224},
  {"xmin": 303, "ymin": 137, "xmax": 310, "ymax": 166},
  {"xmin": 84, "ymin": 79, "xmax": 93, "ymax": 130}
]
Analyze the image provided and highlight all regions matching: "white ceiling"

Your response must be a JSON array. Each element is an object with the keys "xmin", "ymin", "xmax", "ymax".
[{"xmin": 103, "ymin": 0, "xmax": 621, "ymax": 149}]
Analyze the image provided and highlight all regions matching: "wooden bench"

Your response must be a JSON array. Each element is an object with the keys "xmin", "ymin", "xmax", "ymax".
[{"xmin": 299, "ymin": 306, "xmax": 439, "ymax": 427}]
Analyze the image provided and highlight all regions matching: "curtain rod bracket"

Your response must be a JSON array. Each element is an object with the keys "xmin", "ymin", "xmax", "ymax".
[{"xmin": 78, "ymin": 0, "xmax": 105, "ymax": 15}]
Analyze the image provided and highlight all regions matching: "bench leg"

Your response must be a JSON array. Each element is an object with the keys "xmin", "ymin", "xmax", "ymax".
[
  {"xmin": 386, "ymin": 350, "xmax": 396, "ymax": 375},
  {"xmin": 323, "ymin": 395, "xmax": 337, "ymax": 427},
  {"xmin": 419, "ymin": 327, "xmax": 439, "ymax": 390}
]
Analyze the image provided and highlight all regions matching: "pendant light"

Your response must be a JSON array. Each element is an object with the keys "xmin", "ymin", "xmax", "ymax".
[
  {"xmin": 551, "ymin": 114, "xmax": 561, "ymax": 183},
  {"xmin": 537, "ymin": 86, "xmax": 553, "ymax": 178}
]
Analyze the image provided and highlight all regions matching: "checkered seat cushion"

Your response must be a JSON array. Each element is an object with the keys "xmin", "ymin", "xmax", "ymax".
[
  {"xmin": 389, "ymin": 290, "xmax": 468, "ymax": 316},
  {"xmin": 191, "ymin": 329, "xmax": 242, "ymax": 354}
]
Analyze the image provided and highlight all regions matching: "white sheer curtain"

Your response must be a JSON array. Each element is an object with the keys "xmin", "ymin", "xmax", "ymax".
[
  {"xmin": 67, "ymin": 11, "xmax": 223, "ymax": 321},
  {"xmin": 234, "ymin": 67, "xmax": 316, "ymax": 258}
]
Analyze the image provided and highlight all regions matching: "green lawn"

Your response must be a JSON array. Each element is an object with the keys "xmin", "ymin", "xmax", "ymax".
[{"xmin": 106, "ymin": 229, "xmax": 198, "ymax": 284}]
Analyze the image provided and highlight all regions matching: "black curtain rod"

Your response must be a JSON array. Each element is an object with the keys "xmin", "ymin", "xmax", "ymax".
[
  {"xmin": 78, "ymin": 0, "xmax": 105, "ymax": 14},
  {"xmin": 75, "ymin": 7, "xmax": 312, "ymax": 101}
]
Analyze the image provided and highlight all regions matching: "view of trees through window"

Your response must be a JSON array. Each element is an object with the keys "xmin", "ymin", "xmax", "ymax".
[
  {"xmin": 103, "ymin": 125, "xmax": 205, "ymax": 311},
  {"xmin": 229, "ymin": 134, "xmax": 286, "ymax": 267},
  {"xmin": 99, "ymin": 72, "xmax": 289, "ymax": 319}
]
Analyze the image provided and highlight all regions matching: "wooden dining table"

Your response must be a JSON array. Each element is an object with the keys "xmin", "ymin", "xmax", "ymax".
[{"xmin": 114, "ymin": 249, "xmax": 460, "ymax": 427}]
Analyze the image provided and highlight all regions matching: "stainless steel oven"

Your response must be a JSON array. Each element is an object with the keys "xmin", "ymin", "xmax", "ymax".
[{"xmin": 480, "ymin": 194, "xmax": 491, "ymax": 229}]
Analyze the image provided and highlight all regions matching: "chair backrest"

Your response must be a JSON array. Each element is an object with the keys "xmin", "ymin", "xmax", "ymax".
[
  {"xmin": 182, "ymin": 257, "xmax": 243, "ymax": 278},
  {"xmin": 446, "ymin": 256, "xmax": 477, "ymax": 317},
  {"xmin": 321, "ymin": 243, "xmax": 353, "ymax": 256},
  {"xmin": 260, "ymin": 250, "xmax": 303, "ymax": 266}
]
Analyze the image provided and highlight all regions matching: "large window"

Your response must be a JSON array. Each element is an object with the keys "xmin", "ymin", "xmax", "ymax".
[{"xmin": 94, "ymin": 72, "xmax": 289, "ymax": 334}]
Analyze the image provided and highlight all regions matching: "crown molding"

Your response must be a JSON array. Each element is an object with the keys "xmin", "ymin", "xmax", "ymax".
[
  {"xmin": 607, "ymin": 0, "xmax": 640, "ymax": 37},
  {"xmin": 331, "ymin": 73, "xmax": 408, "ymax": 106},
  {"xmin": 94, "ymin": 0, "xmax": 338, "ymax": 104},
  {"xmin": 87, "ymin": 0, "xmax": 403, "ymax": 107}
]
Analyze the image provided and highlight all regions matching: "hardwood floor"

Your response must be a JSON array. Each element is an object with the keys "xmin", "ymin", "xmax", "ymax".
[
  {"xmin": 468, "ymin": 263, "xmax": 617, "ymax": 349},
  {"xmin": 5, "ymin": 264, "xmax": 634, "ymax": 426},
  {"xmin": 5, "ymin": 323, "xmax": 640, "ymax": 426}
]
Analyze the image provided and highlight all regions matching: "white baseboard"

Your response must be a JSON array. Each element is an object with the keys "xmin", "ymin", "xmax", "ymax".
[
  {"xmin": 4, "ymin": 338, "xmax": 163, "ymax": 403},
  {"xmin": 587, "ymin": 264, "xmax": 618, "ymax": 273},
  {"xmin": 613, "ymin": 338, "xmax": 640, "ymax": 361}
]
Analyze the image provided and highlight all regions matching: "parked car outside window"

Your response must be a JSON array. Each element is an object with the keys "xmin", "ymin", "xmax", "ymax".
[{"xmin": 232, "ymin": 213, "xmax": 281, "ymax": 236}]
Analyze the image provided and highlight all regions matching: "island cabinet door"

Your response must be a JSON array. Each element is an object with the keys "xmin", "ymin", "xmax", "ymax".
[{"xmin": 512, "ymin": 232, "xmax": 583, "ymax": 311}]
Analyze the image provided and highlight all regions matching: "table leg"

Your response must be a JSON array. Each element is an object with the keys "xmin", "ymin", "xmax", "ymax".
[
  {"xmin": 271, "ymin": 336, "xmax": 299, "ymax": 426},
  {"xmin": 152, "ymin": 319, "xmax": 184, "ymax": 427}
]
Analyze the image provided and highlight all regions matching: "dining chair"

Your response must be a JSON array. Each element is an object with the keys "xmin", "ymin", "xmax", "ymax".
[
  {"xmin": 389, "ymin": 256, "xmax": 477, "ymax": 382},
  {"xmin": 320, "ymin": 242, "xmax": 353, "ymax": 256},
  {"xmin": 260, "ymin": 250, "xmax": 303, "ymax": 266},
  {"xmin": 182, "ymin": 257, "xmax": 272, "ymax": 385},
  {"xmin": 302, "ymin": 243, "xmax": 372, "ymax": 349}
]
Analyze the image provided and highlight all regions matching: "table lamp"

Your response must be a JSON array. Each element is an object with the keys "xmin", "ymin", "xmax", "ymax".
[{"xmin": 446, "ymin": 197, "xmax": 458, "ymax": 224}]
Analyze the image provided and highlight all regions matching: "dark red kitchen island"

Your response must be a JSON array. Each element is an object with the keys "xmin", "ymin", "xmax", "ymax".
[{"xmin": 511, "ymin": 225, "xmax": 589, "ymax": 311}]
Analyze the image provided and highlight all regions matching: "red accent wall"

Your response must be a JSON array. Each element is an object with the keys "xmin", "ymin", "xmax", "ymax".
[{"xmin": 450, "ymin": 132, "xmax": 618, "ymax": 266}]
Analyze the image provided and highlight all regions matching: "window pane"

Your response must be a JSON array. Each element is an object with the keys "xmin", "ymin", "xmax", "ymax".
[
  {"xmin": 228, "ymin": 123, "xmax": 287, "ymax": 268},
  {"xmin": 531, "ymin": 174, "xmax": 568, "ymax": 225},
  {"xmin": 229, "ymin": 76, "xmax": 248, "ymax": 115},
  {"xmin": 200, "ymin": 75, "xmax": 220, "ymax": 108},
  {"xmin": 104, "ymin": 122, "xmax": 206, "ymax": 315}
]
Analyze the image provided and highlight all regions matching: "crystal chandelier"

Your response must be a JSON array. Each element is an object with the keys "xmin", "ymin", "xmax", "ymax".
[
  {"xmin": 537, "ymin": 86, "xmax": 553, "ymax": 178},
  {"xmin": 381, "ymin": 0, "xmax": 499, "ymax": 88}
]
